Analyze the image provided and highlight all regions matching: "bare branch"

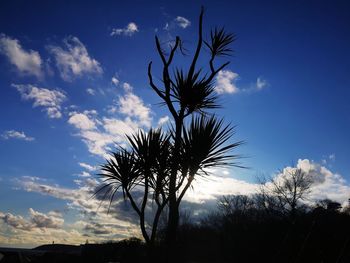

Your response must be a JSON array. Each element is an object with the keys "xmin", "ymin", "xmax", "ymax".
[{"xmin": 188, "ymin": 6, "xmax": 204, "ymax": 79}]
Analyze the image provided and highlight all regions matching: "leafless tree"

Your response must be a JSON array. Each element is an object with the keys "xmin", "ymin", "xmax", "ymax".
[{"xmin": 260, "ymin": 168, "xmax": 313, "ymax": 217}]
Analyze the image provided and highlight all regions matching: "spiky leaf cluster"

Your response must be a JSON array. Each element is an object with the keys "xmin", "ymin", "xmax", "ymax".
[
  {"xmin": 205, "ymin": 27, "xmax": 236, "ymax": 57},
  {"xmin": 172, "ymin": 69, "xmax": 219, "ymax": 115}
]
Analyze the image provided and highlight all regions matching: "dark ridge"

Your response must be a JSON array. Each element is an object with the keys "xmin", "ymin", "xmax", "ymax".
[{"xmin": 33, "ymin": 244, "xmax": 81, "ymax": 254}]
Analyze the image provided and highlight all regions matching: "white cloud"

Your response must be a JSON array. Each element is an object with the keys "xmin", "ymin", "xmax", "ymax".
[
  {"xmin": 78, "ymin": 162, "xmax": 97, "ymax": 172},
  {"xmin": 175, "ymin": 16, "xmax": 191, "ymax": 28},
  {"xmin": 78, "ymin": 171, "xmax": 91, "ymax": 178},
  {"xmin": 118, "ymin": 93, "xmax": 152, "ymax": 127},
  {"xmin": 256, "ymin": 77, "xmax": 268, "ymax": 90},
  {"xmin": 185, "ymin": 173, "xmax": 258, "ymax": 203},
  {"xmin": 111, "ymin": 76, "xmax": 119, "ymax": 87},
  {"xmin": 215, "ymin": 71, "xmax": 268, "ymax": 94},
  {"xmin": 215, "ymin": 70, "xmax": 239, "ymax": 94},
  {"xmin": 266, "ymin": 159, "xmax": 350, "ymax": 207},
  {"xmin": 68, "ymin": 112, "xmax": 97, "ymax": 130},
  {"xmin": 0, "ymin": 212, "xmax": 33, "ymax": 231},
  {"xmin": 68, "ymin": 102, "xmax": 151, "ymax": 157},
  {"xmin": 12, "ymin": 177, "xmax": 140, "ymax": 241},
  {"xmin": 1, "ymin": 130, "xmax": 34, "ymax": 141},
  {"xmin": 107, "ymin": 105, "xmax": 118, "ymax": 114},
  {"xmin": 0, "ymin": 34, "xmax": 43, "ymax": 78},
  {"xmin": 111, "ymin": 22, "xmax": 139, "ymax": 37},
  {"xmin": 185, "ymin": 159, "xmax": 350, "ymax": 207},
  {"xmin": 103, "ymin": 117, "xmax": 138, "ymax": 137},
  {"xmin": 157, "ymin": 116, "xmax": 170, "ymax": 127},
  {"xmin": 48, "ymin": 36, "xmax": 102, "ymax": 81},
  {"xmin": 12, "ymin": 84, "xmax": 66, "ymax": 118},
  {"xmin": 122, "ymin": 82, "xmax": 133, "ymax": 92},
  {"xmin": 29, "ymin": 208, "xmax": 64, "ymax": 229},
  {"xmin": 0, "ymin": 208, "xmax": 63, "ymax": 231},
  {"xmin": 76, "ymin": 129, "xmax": 115, "ymax": 157},
  {"xmin": 164, "ymin": 16, "xmax": 191, "ymax": 31},
  {"xmin": 329, "ymin": 153, "xmax": 336, "ymax": 161},
  {"xmin": 86, "ymin": 88, "xmax": 96, "ymax": 95}
]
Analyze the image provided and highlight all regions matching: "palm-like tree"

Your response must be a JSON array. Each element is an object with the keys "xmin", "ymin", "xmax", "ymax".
[{"xmin": 97, "ymin": 7, "xmax": 242, "ymax": 250}]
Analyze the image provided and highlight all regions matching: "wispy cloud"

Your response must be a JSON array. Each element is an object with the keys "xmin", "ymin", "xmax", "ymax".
[
  {"xmin": 111, "ymin": 75, "xmax": 119, "ymax": 87},
  {"xmin": 86, "ymin": 88, "xmax": 96, "ymax": 95},
  {"xmin": 78, "ymin": 162, "xmax": 97, "ymax": 172},
  {"xmin": 12, "ymin": 84, "xmax": 66, "ymax": 118},
  {"xmin": 0, "ymin": 34, "xmax": 43, "ymax": 78},
  {"xmin": 164, "ymin": 16, "xmax": 191, "ymax": 31},
  {"xmin": 9, "ymin": 176, "xmax": 140, "ymax": 244},
  {"xmin": 157, "ymin": 116, "xmax": 170, "ymax": 127},
  {"xmin": 111, "ymin": 22, "xmax": 139, "ymax": 37},
  {"xmin": 174, "ymin": 16, "xmax": 191, "ymax": 28},
  {"xmin": 256, "ymin": 77, "xmax": 268, "ymax": 90},
  {"xmin": 1, "ymin": 130, "xmax": 34, "ymax": 141},
  {"xmin": 48, "ymin": 36, "xmax": 102, "ymax": 81}
]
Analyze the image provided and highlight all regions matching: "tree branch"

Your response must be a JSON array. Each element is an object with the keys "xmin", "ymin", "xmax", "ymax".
[{"xmin": 188, "ymin": 6, "xmax": 204, "ymax": 79}]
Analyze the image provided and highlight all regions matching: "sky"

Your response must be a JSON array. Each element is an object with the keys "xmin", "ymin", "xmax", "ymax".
[{"xmin": 0, "ymin": 0, "xmax": 350, "ymax": 247}]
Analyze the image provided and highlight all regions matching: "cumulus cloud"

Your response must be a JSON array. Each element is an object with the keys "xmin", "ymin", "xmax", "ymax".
[
  {"xmin": 48, "ymin": 36, "xmax": 102, "ymax": 81},
  {"xmin": 103, "ymin": 117, "xmax": 138, "ymax": 137},
  {"xmin": 111, "ymin": 22, "xmax": 139, "ymax": 37},
  {"xmin": 215, "ymin": 71, "xmax": 268, "ymax": 94},
  {"xmin": 122, "ymin": 82, "xmax": 133, "ymax": 92},
  {"xmin": 66, "ymin": 90, "xmax": 152, "ymax": 157},
  {"xmin": 0, "ymin": 212, "xmax": 33, "ymax": 231},
  {"xmin": 185, "ymin": 173, "xmax": 259, "ymax": 203},
  {"xmin": 1, "ymin": 130, "xmax": 34, "ymax": 141},
  {"xmin": 66, "ymin": 83, "xmax": 151, "ymax": 157},
  {"xmin": 12, "ymin": 84, "xmax": 66, "ymax": 118},
  {"xmin": 265, "ymin": 159, "xmax": 350, "ymax": 206},
  {"xmin": 183, "ymin": 159, "xmax": 350, "ymax": 207},
  {"xmin": 118, "ymin": 93, "xmax": 152, "ymax": 127},
  {"xmin": 29, "ymin": 208, "xmax": 64, "ymax": 229},
  {"xmin": 68, "ymin": 111, "xmax": 144, "ymax": 157},
  {"xmin": 13, "ymin": 177, "xmax": 140, "ymax": 239},
  {"xmin": 215, "ymin": 70, "xmax": 239, "ymax": 94},
  {"xmin": 0, "ymin": 208, "xmax": 63, "ymax": 231},
  {"xmin": 68, "ymin": 112, "xmax": 97, "ymax": 130},
  {"xmin": 0, "ymin": 34, "xmax": 43, "ymax": 78},
  {"xmin": 175, "ymin": 16, "xmax": 191, "ymax": 28}
]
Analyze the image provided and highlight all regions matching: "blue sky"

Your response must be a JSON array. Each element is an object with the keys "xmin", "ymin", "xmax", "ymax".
[{"xmin": 0, "ymin": 0, "xmax": 350, "ymax": 247}]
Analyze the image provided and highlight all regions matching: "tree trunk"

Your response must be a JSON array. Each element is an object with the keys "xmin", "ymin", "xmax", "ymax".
[{"xmin": 166, "ymin": 116, "xmax": 183, "ymax": 256}]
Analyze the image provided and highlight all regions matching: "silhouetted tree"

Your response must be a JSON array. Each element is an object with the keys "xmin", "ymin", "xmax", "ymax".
[
  {"xmin": 316, "ymin": 199, "xmax": 342, "ymax": 212},
  {"xmin": 260, "ymin": 168, "xmax": 313, "ymax": 217},
  {"xmin": 96, "ymin": 7, "xmax": 241, "ymax": 251}
]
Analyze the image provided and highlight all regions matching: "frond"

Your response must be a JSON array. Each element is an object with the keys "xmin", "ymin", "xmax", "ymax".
[
  {"xmin": 181, "ymin": 115, "xmax": 243, "ymax": 176},
  {"xmin": 204, "ymin": 27, "xmax": 236, "ymax": 57},
  {"xmin": 97, "ymin": 148, "xmax": 140, "ymax": 201},
  {"xmin": 171, "ymin": 68, "xmax": 220, "ymax": 114}
]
